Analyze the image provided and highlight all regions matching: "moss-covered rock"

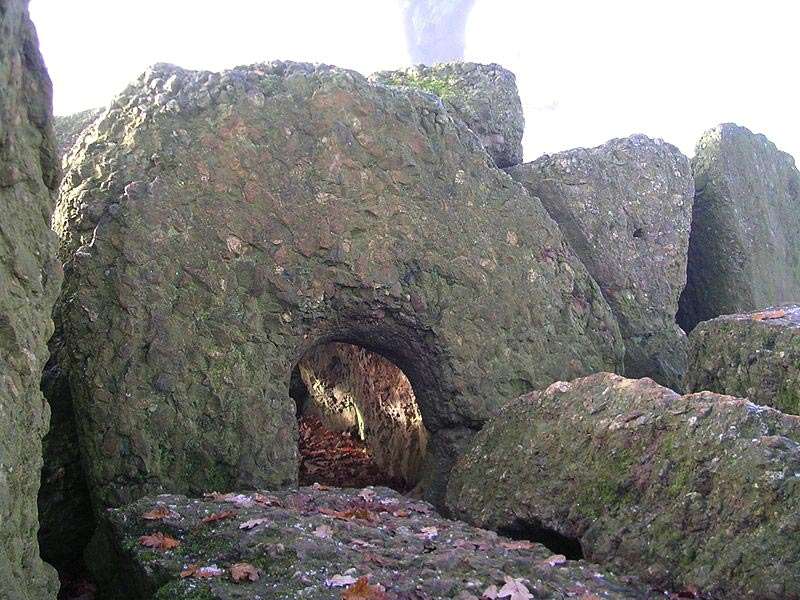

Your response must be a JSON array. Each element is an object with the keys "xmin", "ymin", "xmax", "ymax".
[
  {"xmin": 687, "ymin": 305, "xmax": 800, "ymax": 414},
  {"xmin": 371, "ymin": 62, "xmax": 524, "ymax": 167},
  {"xmin": 678, "ymin": 123, "xmax": 800, "ymax": 332},
  {"xmin": 447, "ymin": 372, "xmax": 800, "ymax": 599},
  {"xmin": 53, "ymin": 61, "xmax": 623, "ymax": 511},
  {"xmin": 0, "ymin": 0, "xmax": 62, "ymax": 597},
  {"xmin": 507, "ymin": 135, "xmax": 693, "ymax": 390},
  {"xmin": 89, "ymin": 486, "xmax": 652, "ymax": 599}
]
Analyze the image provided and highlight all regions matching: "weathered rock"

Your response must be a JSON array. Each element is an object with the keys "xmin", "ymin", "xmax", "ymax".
[
  {"xmin": 38, "ymin": 335, "xmax": 95, "ymax": 576},
  {"xmin": 678, "ymin": 123, "xmax": 800, "ymax": 332},
  {"xmin": 0, "ymin": 0, "xmax": 62, "ymax": 597},
  {"xmin": 88, "ymin": 485, "xmax": 652, "ymax": 600},
  {"xmin": 507, "ymin": 135, "xmax": 693, "ymax": 389},
  {"xmin": 371, "ymin": 63, "xmax": 524, "ymax": 168},
  {"xmin": 447, "ymin": 372, "xmax": 800, "ymax": 599},
  {"xmin": 401, "ymin": 0, "xmax": 476, "ymax": 65},
  {"xmin": 687, "ymin": 305, "xmax": 800, "ymax": 414},
  {"xmin": 297, "ymin": 342, "xmax": 428, "ymax": 487},
  {"xmin": 54, "ymin": 107, "xmax": 102, "ymax": 158},
  {"xmin": 53, "ymin": 61, "xmax": 623, "ymax": 511}
]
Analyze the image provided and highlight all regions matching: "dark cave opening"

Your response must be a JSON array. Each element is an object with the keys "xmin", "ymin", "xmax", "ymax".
[
  {"xmin": 290, "ymin": 341, "xmax": 429, "ymax": 494},
  {"xmin": 498, "ymin": 518, "xmax": 584, "ymax": 560}
]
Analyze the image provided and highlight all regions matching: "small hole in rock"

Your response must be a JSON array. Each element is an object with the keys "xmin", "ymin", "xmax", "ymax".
[
  {"xmin": 632, "ymin": 227, "xmax": 644, "ymax": 239},
  {"xmin": 498, "ymin": 518, "xmax": 584, "ymax": 560},
  {"xmin": 290, "ymin": 342, "xmax": 429, "ymax": 493}
]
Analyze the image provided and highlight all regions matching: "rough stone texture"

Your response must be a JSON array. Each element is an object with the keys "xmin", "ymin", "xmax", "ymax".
[
  {"xmin": 401, "ymin": 0, "xmax": 476, "ymax": 65},
  {"xmin": 0, "ymin": 0, "xmax": 62, "ymax": 597},
  {"xmin": 447, "ymin": 372, "xmax": 800, "ymax": 599},
  {"xmin": 297, "ymin": 343, "xmax": 428, "ymax": 486},
  {"xmin": 53, "ymin": 61, "xmax": 623, "ymax": 512},
  {"xmin": 371, "ymin": 63, "xmax": 524, "ymax": 168},
  {"xmin": 37, "ymin": 334, "xmax": 95, "ymax": 575},
  {"xmin": 687, "ymin": 305, "xmax": 800, "ymax": 414},
  {"xmin": 507, "ymin": 135, "xmax": 693, "ymax": 390},
  {"xmin": 53, "ymin": 107, "xmax": 101, "ymax": 158},
  {"xmin": 88, "ymin": 485, "xmax": 652, "ymax": 600},
  {"xmin": 678, "ymin": 123, "xmax": 800, "ymax": 332}
]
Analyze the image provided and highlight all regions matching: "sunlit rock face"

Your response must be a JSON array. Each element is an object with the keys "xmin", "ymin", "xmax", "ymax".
[
  {"xmin": 687, "ymin": 305, "xmax": 800, "ymax": 414},
  {"xmin": 297, "ymin": 342, "xmax": 428, "ymax": 487},
  {"xmin": 53, "ymin": 60, "xmax": 622, "ymax": 511},
  {"xmin": 401, "ymin": 0, "xmax": 476, "ymax": 65},
  {"xmin": 371, "ymin": 62, "xmax": 524, "ymax": 168},
  {"xmin": 447, "ymin": 372, "xmax": 800, "ymax": 599},
  {"xmin": 0, "ymin": 0, "xmax": 62, "ymax": 597},
  {"xmin": 508, "ymin": 135, "xmax": 694, "ymax": 390},
  {"xmin": 678, "ymin": 123, "xmax": 800, "ymax": 332}
]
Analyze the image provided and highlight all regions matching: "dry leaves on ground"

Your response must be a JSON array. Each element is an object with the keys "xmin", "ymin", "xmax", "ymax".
[
  {"xmin": 753, "ymin": 309, "xmax": 787, "ymax": 321},
  {"xmin": 201, "ymin": 510, "xmax": 236, "ymax": 524},
  {"xmin": 138, "ymin": 532, "xmax": 180, "ymax": 550},
  {"xmin": 141, "ymin": 505, "xmax": 176, "ymax": 521},
  {"xmin": 341, "ymin": 576, "xmax": 390, "ymax": 599},
  {"xmin": 230, "ymin": 562, "xmax": 260, "ymax": 583},
  {"xmin": 180, "ymin": 564, "xmax": 224, "ymax": 579},
  {"xmin": 239, "ymin": 517, "xmax": 271, "ymax": 530}
]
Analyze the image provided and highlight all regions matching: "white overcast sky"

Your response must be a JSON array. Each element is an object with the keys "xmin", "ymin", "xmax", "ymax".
[{"xmin": 31, "ymin": 0, "xmax": 800, "ymax": 162}]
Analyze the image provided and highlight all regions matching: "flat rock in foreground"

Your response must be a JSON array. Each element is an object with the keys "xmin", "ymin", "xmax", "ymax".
[
  {"xmin": 687, "ymin": 305, "xmax": 800, "ymax": 414},
  {"xmin": 678, "ymin": 123, "xmax": 800, "ymax": 331},
  {"xmin": 447, "ymin": 373, "xmax": 800, "ymax": 600},
  {"xmin": 88, "ymin": 486, "xmax": 650, "ymax": 599},
  {"xmin": 507, "ymin": 135, "xmax": 693, "ymax": 390}
]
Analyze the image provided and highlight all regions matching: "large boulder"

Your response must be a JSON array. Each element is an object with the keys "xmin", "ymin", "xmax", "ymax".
[
  {"xmin": 371, "ymin": 62, "xmax": 524, "ymax": 167},
  {"xmin": 507, "ymin": 135, "xmax": 693, "ymax": 390},
  {"xmin": 54, "ymin": 108, "xmax": 102, "ymax": 158},
  {"xmin": 678, "ymin": 123, "xmax": 800, "ymax": 332},
  {"xmin": 87, "ymin": 485, "xmax": 651, "ymax": 599},
  {"xmin": 447, "ymin": 373, "xmax": 800, "ymax": 599},
  {"xmin": 53, "ymin": 61, "xmax": 623, "ymax": 511},
  {"xmin": 0, "ymin": 0, "xmax": 62, "ymax": 597},
  {"xmin": 687, "ymin": 305, "xmax": 800, "ymax": 414}
]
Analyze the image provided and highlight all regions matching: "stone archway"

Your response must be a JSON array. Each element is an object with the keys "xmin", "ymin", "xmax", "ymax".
[
  {"xmin": 54, "ymin": 61, "xmax": 623, "ymax": 512},
  {"xmin": 292, "ymin": 341, "xmax": 429, "ymax": 492}
]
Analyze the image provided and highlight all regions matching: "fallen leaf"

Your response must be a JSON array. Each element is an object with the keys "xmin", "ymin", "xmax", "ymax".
[
  {"xmin": 201, "ymin": 510, "xmax": 236, "ymax": 524},
  {"xmin": 314, "ymin": 524, "xmax": 333, "ymax": 538},
  {"xmin": 482, "ymin": 584, "xmax": 499, "ymax": 599},
  {"xmin": 326, "ymin": 574, "xmax": 358, "ymax": 587},
  {"xmin": 139, "ymin": 532, "xmax": 180, "ymax": 550},
  {"xmin": 239, "ymin": 517, "xmax": 271, "ymax": 530},
  {"xmin": 142, "ymin": 505, "xmax": 175, "ymax": 521},
  {"xmin": 392, "ymin": 509, "xmax": 411, "ymax": 518},
  {"xmin": 500, "ymin": 540, "xmax": 535, "ymax": 551},
  {"xmin": 497, "ymin": 576, "xmax": 533, "ymax": 600},
  {"xmin": 180, "ymin": 564, "xmax": 224, "ymax": 579},
  {"xmin": 230, "ymin": 562, "xmax": 260, "ymax": 583},
  {"xmin": 313, "ymin": 483, "xmax": 332, "ymax": 491},
  {"xmin": 319, "ymin": 507, "xmax": 376, "ymax": 522},
  {"xmin": 538, "ymin": 554, "xmax": 567, "ymax": 567},
  {"xmin": 753, "ymin": 309, "xmax": 787, "ymax": 321},
  {"xmin": 253, "ymin": 492, "xmax": 282, "ymax": 507},
  {"xmin": 341, "ymin": 576, "xmax": 390, "ymax": 599}
]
